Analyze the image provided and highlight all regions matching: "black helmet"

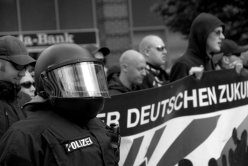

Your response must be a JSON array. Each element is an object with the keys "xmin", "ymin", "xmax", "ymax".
[{"xmin": 35, "ymin": 43, "xmax": 109, "ymax": 119}]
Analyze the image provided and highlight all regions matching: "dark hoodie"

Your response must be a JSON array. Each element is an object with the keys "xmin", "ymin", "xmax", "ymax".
[{"xmin": 170, "ymin": 13, "xmax": 224, "ymax": 82}]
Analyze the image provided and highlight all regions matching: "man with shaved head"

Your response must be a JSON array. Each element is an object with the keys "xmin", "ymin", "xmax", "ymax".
[
  {"xmin": 108, "ymin": 49, "xmax": 146, "ymax": 95},
  {"xmin": 139, "ymin": 35, "xmax": 169, "ymax": 88}
]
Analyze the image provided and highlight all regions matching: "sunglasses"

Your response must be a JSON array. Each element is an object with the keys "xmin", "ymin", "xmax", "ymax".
[
  {"xmin": 20, "ymin": 81, "xmax": 35, "ymax": 89},
  {"xmin": 153, "ymin": 45, "xmax": 166, "ymax": 52}
]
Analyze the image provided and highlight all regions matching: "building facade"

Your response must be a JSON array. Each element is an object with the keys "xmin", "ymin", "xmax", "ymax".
[{"xmin": 0, "ymin": 0, "xmax": 182, "ymax": 67}]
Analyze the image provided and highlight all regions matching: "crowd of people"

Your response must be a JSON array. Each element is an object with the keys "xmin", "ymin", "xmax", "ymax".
[{"xmin": 0, "ymin": 12, "xmax": 248, "ymax": 165}]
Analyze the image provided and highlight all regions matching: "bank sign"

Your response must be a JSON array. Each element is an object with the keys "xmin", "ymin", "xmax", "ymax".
[{"xmin": 16, "ymin": 30, "xmax": 98, "ymax": 52}]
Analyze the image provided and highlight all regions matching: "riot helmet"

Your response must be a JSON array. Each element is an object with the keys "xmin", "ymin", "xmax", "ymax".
[{"xmin": 35, "ymin": 43, "xmax": 109, "ymax": 119}]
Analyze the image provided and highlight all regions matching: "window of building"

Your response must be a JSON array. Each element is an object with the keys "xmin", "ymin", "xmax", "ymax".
[
  {"xmin": 20, "ymin": 0, "xmax": 56, "ymax": 31},
  {"xmin": 0, "ymin": 0, "xmax": 18, "ymax": 32},
  {"xmin": 59, "ymin": 0, "xmax": 94, "ymax": 29},
  {"xmin": 0, "ymin": 0, "xmax": 95, "ymax": 33}
]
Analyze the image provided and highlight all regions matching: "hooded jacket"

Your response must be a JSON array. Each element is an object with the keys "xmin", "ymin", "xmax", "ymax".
[{"xmin": 170, "ymin": 13, "xmax": 224, "ymax": 82}]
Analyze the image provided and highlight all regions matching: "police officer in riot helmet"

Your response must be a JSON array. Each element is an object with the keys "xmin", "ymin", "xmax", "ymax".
[{"xmin": 0, "ymin": 43, "xmax": 120, "ymax": 166}]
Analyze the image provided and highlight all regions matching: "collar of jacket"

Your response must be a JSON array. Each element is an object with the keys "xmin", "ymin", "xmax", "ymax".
[{"xmin": 146, "ymin": 63, "xmax": 163, "ymax": 75}]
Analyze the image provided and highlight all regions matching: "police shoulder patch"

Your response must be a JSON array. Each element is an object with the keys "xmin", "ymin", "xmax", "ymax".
[{"xmin": 64, "ymin": 137, "xmax": 93, "ymax": 153}]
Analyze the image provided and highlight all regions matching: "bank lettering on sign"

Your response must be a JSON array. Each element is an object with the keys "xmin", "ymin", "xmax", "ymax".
[
  {"xmin": 19, "ymin": 33, "xmax": 74, "ymax": 46},
  {"xmin": 5, "ymin": 30, "xmax": 98, "ymax": 52}
]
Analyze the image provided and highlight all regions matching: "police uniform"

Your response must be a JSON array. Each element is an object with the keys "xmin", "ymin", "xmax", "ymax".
[
  {"xmin": 0, "ymin": 44, "xmax": 120, "ymax": 166},
  {"xmin": 0, "ymin": 102, "xmax": 120, "ymax": 166}
]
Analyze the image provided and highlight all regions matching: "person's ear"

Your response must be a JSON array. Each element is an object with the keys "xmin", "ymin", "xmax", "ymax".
[
  {"xmin": 144, "ymin": 47, "xmax": 150, "ymax": 57},
  {"xmin": 122, "ymin": 63, "xmax": 128, "ymax": 72}
]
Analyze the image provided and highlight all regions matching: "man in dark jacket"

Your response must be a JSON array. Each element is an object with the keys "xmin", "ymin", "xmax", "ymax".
[
  {"xmin": 170, "ymin": 13, "xmax": 225, "ymax": 82},
  {"xmin": 139, "ymin": 35, "xmax": 169, "ymax": 88},
  {"xmin": 108, "ymin": 49, "xmax": 146, "ymax": 95},
  {"xmin": 0, "ymin": 36, "xmax": 35, "ymax": 139},
  {"xmin": 0, "ymin": 43, "xmax": 120, "ymax": 166}
]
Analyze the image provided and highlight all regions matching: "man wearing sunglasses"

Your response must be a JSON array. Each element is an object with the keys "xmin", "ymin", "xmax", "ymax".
[
  {"xmin": 139, "ymin": 35, "xmax": 169, "ymax": 88},
  {"xmin": 170, "ymin": 13, "xmax": 225, "ymax": 81},
  {"xmin": 0, "ymin": 35, "xmax": 35, "ymax": 139},
  {"xmin": 20, "ymin": 70, "xmax": 36, "ymax": 98}
]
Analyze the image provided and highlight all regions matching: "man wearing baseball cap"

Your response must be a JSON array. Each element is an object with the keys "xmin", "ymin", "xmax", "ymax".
[{"xmin": 0, "ymin": 35, "xmax": 35, "ymax": 139}]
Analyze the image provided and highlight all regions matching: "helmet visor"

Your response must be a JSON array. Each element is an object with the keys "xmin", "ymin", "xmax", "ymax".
[{"xmin": 43, "ymin": 62, "xmax": 109, "ymax": 98}]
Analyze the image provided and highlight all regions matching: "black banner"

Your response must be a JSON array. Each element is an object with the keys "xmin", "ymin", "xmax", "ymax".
[{"xmin": 99, "ymin": 69, "xmax": 248, "ymax": 136}]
